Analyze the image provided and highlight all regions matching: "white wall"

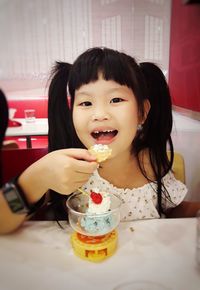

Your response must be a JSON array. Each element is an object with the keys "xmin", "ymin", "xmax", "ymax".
[
  {"xmin": 172, "ymin": 111, "xmax": 200, "ymax": 201},
  {"xmin": 0, "ymin": 0, "xmax": 171, "ymax": 94}
]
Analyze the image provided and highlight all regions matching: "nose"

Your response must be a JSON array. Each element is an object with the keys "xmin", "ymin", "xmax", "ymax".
[{"xmin": 92, "ymin": 105, "xmax": 110, "ymax": 121}]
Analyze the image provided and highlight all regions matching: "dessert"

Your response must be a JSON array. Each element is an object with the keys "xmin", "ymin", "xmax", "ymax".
[
  {"xmin": 88, "ymin": 144, "xmax": 112, "ymax": 162},
  {"xmin": 80, "ymin": 187, "xmax": 113, "ymax": 235},
  {"xmin": 66, "ymin": 188, "xmax": 122, "ymax": 262},
  {"xmin": 87, "ymin": 188, "xmax": 111, "ymax": 214}
]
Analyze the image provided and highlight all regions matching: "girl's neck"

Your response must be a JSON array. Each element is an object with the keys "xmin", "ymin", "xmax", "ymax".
[{"xmin": 98, "ymin": 149, "xmax": 152, "ymax": 189}]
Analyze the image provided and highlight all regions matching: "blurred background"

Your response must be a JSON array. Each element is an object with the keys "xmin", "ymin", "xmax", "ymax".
[
  {"xmin": 0, "ymin": 0, "xmax": 171, "ymax": 95},
  {"xmin": 0, "ymin": 0, "xmax": 200, "ymax": 201}
]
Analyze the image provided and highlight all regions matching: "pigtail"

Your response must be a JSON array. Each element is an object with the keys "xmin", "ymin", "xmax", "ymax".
[
  {"xmin": 139, "ymin": 62, "xmax": 174, "ymax": 172},
  {"xmin": 139, "ymin": 62, "xmax": 174, "ymax": 215},
  {"xmin": 48, "ymin": 61, "xmax": 73, "ymax": 152},
  {"xmin": 47, "ymin": 62, "xmax": 85, "ymax": 222},
  {"xmin": 47, "ymin": 62, "xmax": 74, "ymax": 222}
]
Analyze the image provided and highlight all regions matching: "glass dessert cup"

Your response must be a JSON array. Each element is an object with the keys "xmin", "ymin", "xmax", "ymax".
[{"xmin": 66, "ymin": 191, "xmax": 122, "ymax": 262}]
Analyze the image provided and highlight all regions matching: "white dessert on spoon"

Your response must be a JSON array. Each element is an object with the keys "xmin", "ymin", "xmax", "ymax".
[{"xmin": 88, "ymin": 144, "xmax": 112, "ymax": 162}]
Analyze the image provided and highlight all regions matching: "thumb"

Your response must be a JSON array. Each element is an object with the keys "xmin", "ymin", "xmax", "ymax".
[{"xmin": 61, "ymin": 148, "xmax": 97, "ymax": 162}]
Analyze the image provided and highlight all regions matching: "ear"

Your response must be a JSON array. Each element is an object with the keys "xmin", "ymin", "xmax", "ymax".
[{"xmin": 142, "ymin": 99, "xmax": 151, "ymax": 123}]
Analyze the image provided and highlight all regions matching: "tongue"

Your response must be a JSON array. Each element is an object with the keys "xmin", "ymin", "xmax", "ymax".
[{"xmin": 97, "ymin": 132, "xmax": 115, "ymax": 141}]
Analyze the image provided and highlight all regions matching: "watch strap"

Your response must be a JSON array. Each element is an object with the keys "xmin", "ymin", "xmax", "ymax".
[{"xmin": 3, "ymin": 176, "xmax": 45, "ymax": 215}]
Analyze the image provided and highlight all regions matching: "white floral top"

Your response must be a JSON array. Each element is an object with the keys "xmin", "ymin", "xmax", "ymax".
[{"xmin": 81, "ymin": 170, "xmax": 188, "ymax": 221}]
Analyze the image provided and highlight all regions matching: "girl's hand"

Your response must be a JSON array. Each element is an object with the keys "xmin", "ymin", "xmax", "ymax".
[
  {"xmin": 42, "ymin": 148, "xmax": 98, "ymax": 195},
  {"xmin": 18, "ymin": 149, "xmax": 98, "ymax": 203}
]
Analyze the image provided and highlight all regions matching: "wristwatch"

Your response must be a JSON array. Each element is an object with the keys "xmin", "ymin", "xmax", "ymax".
[{"xmin": 2, "ymin": 178, "xmax": 34, "ymax": 214}]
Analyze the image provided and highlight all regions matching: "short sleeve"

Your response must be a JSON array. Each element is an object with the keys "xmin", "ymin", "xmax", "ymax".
[{"xmin": 161, "ymin": 171, "xmax": 188, "ymax": 211}]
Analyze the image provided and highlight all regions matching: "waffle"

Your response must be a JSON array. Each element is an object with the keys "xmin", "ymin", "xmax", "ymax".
[{"xmin": 88, "ymin": 144, "xmax": 112, "ymax": 162}]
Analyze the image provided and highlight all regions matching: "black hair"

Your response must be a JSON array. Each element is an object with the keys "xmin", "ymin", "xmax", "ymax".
[
  {"xmin": 49, "ymin": 48, "xmax": 148, "ymax": 150},
  {"xmin": 0, "ymin": 89, "xmax": 8, "ymax": 148},
  {"xmin": 139, "ymin": 62, "xmax": 174, "ymax": 213},
  {"xmin": 47, "ymin": 48, "xmax": 174, "ymax": 217},
  {"xmin": 0, "ymin": 89, "xmax": 9, "ymax": 187}
]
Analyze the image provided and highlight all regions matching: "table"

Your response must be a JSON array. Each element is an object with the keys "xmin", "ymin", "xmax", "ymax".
[
  {"xmin": 0, "ymin": 218, "xmax": 199, "ymax": 290},
  {"xmin": 5, "ymin": 118, "xmax": 48, "ymax": 148}
]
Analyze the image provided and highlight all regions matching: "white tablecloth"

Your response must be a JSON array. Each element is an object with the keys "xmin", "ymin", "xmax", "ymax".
[
  {"xmin": 0, "ymin": 218, "xmax": 199, "ymax": 290},
  {"xmin": 6, "ymin": 118, "xmax": 48, "ymax": 137}
]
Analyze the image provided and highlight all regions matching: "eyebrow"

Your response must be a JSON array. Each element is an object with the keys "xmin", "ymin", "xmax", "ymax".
[
  {"xmin": 75, "ymin": 87, "xmax": 124, "ymax": 98},
  {"xmin": 75, "ymin": 91, "xmax": 92, "ymax": 98}
]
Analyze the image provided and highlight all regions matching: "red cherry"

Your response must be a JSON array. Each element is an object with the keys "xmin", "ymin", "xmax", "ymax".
[{"xmin": 90, "ymin": 191, "xmax": 103, "ymax": 204}]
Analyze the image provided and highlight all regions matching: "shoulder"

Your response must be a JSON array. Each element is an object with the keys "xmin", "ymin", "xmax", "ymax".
[
  {"xmin": 162, "ymin": 171, "xmax": 187, "ymax": 191},
  {"xmin": 161, "ymin": 171, "xmax": 188, "ymax": 208}
]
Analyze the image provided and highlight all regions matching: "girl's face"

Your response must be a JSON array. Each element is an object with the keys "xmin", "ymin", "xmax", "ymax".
[{"xmin": 72, "ymin": 76, "xmax": 141, "ymax": 159}]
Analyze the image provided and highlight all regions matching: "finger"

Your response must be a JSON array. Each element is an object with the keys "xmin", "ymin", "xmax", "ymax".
[
  {"xmin": 61, "ymin": 148, "xmax": 97, "ymax": 162},
  {"xmin": 72, "ymin": 172, "xmax": 93, "ymax": 183},
  {"xmin": 74, "ymin": 181, "xmax": 90, "ymax": 188},
  {"xmin": 72, "ymin": 160, "xmax": 98, "ymax": 174},
  {"xmin": 75, "ymin": 167, "xmax": 98, "ymax": 175}
]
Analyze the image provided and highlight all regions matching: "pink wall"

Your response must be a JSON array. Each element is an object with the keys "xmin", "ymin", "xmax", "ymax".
[{"xmin": 169, "ymin": 0, "xmax": 200, "ymax": 112}]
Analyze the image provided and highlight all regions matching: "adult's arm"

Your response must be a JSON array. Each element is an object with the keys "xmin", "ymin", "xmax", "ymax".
[{"xmin": 0, "ymin": 149, "xmax": 97, "ymax": 234}]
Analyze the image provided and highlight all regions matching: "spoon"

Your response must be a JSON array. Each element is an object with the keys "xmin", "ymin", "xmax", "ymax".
[{"xmin": 77, "ymin": 188, "xmax": 89, "ymax": 195}]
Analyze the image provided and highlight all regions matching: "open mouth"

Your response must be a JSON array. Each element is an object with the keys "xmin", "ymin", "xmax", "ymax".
[{"xmin": 91, "ymin": 129, "xmax": 118, "ymax": 142}]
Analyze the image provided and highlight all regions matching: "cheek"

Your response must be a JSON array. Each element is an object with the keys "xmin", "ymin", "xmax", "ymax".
[
  {"xmin": 72, "ymin": 109, "xmax": 88, "ymax": 138},
  {"xmin": 72, "ymin": 110, "xmax": 83, "ymax": 134},
  {"xmin": 120, "ymin": 106, "xmax": 139, "ymax": 140},
  {"xmin": 72, "ymin": 110, "xmax": 91, "ymax": 148},
  {"xmin": 121, "ymin": 105, "xmax": 139, "ymax": 127}
]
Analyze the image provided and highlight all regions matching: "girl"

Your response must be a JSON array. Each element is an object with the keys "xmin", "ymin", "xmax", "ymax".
[
  {"xmin": 47, "ymin": 47, "xmax": 187, "ymax": 221},
  {"xmin": 1, "ymin": 47, "xmax": 199, "ymax": 234}
]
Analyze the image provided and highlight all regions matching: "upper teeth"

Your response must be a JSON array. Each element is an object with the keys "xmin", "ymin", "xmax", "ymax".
[{"xmin": 94, "ymin": 130, "xmax": 114, "ymax": 134}]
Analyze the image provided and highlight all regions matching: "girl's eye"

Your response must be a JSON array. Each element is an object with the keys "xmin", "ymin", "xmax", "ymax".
[
  {"xmin": 110, "ymin": 97, "xmax": 124, "ymax": 103},
  {"xmin": 79, "ymin": 101, "xmax": 92, "ymax": 107}
]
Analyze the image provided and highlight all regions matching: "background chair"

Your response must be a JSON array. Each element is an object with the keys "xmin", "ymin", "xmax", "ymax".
[
  {"xmin": 2, "ymin": 140, "xmax": 19, "ymax": 149},
  {"xmin": 1, "ymin": 147, "xmax": 48, "ymax": 183},
  {"xmin": 171, "ymin": 152, "xmax": 185, "ymax": 183}
]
